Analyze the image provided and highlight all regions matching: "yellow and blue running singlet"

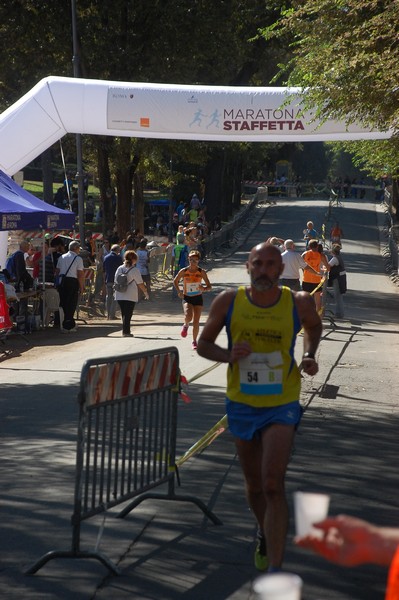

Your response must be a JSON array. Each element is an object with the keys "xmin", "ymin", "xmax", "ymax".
[{"xmin": 225, "ymin": 286, "xmax": 301, "ymax": 408}]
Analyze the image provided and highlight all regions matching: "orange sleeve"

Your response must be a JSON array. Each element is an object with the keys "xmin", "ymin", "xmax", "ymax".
[{"xmin": 385, "ymin": 545, "xmax": 399, "ymax": 600}]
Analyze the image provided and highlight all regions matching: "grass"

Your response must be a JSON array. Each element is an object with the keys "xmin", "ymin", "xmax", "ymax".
[
  {"xmin": 23, "ymin": 180, "xmax": 100, "ymax": 199},
  {"xmin": 23, "ymin": 181, "xmax": 166, "ymax": 201}
]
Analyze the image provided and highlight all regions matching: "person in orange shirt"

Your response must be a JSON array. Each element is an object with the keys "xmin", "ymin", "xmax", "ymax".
[
  {"xmin": 330, "ymin": 221, "xmax": 344, "ymax": 246},
  {"xmin": 173, "ymin": 249, "xmax": 212, "ymax": 350},
  {"xmin": 301, "ymin": 240, "xmax": 330, "ymax": 312},
  {"xmin": 295, "ymin": 514, "xmax": 399, "ymax": 600}
]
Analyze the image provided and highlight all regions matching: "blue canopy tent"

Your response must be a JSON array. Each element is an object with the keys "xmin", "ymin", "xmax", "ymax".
[
  {"xmin": 0, "ymin": 169, "xmax": 75, "ymax": 231},
  {"xmin": 0, "ymin": 170, "xmax": 76, "ymax": 327}
]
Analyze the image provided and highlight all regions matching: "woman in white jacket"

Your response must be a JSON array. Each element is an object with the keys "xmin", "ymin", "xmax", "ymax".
[{"xmin": 114, "ymin": 250, "xmax": 149, "ymax": 337}]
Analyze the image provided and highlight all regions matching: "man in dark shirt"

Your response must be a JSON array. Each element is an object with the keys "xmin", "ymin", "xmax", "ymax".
[
  {"xmin": 13, "ymin": 240, "xmax": 32, "ymax": 320},
  {"xmin": 103, "ymin": 244, "xmax": 123, "ymax": 319},
  {"xmin": 13, "ymin": 241, "xmax": 31, "ymax": 290}
]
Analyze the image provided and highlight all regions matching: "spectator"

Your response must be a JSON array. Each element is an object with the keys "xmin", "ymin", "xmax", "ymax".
[
  {"xmin": 13, "ymin": 241, "xmax": 33, "ymax": 291},
  {"xmin": 114, "ymin": 250, "xmax": 149, "ymax": 337},
  {"xmin": 49, "ymin": 237, "xmax": 66, "ymax": 275},
  {"xmin": 296, "ymin": 514, "xmax": 399, "ymax": 566},
  {"xmin": 171, "ymin": 234, "xmax": 189, "ymax": 300},
  {"xmin": 26, "ymin": 241, "xmax": 54, "ymax": 283},
  {"xmin": 303, "ymin": 221, "xmax": 319, "ymax": 249},
  {"xmin": 121, "ymin": 237, "xmax": 135, "ymax": 259},
  {"xmin": 328, "ymin": 244, "xmax": 347, "ymax": 318},
  {"xmin": 176, "ymin": 200, "xmax": 185, "ymax": 220},
  {"xmin": 190, "ymin": 193, "xmax": 201, "ymax": 210},
  {"xmin": 188, "ymin": 206, "xmax": 199, "ymax": 223},
  {"xmin": 64, "ymin": 173, "xmax": 73, "ymax": 196},
  {"xmin": 266, "ymin": 236, "xmax": 285, "ymax": 252},
  {"xmin": 82, "ymin": 233, "xmax": 95, "ymax": 267},
  {"xmin": 171, "ymin": 213, "xmax": 179, "ymax": 236},
  {"xmin": 295, "ymin": 514, "xmax": 399, "ymax": 599},
  {"xmin": 55, "ymin": 240, "xmax": 85, "ymax": 333},
  {"xmin": 95, "ymin": 238, "xmax": 110, "ymax": 302},
  {"xmin": 54, "ymin": 186, "xmax": 67, "ymax": 208},
  {"xmin": 211, "ymin": 213, "xmax": 222, "ymax": 231},
  {"xmin": 302, "ymin": 239, "xmax": 330, "ymax": 313},
  {"xmin": 330, "ymin": 222, "xmax": 344, "ymax": 246},
  {"xmin": 136, "ymin": 239, "xmax": 152, "ymax": 301},
  {"xmin": 185, "ymin": 226, "xmax": 199, "ymax": 252},
  {"xmin": 179, "ymin": 202, "xmax": 189, "ymax": 224},
  {"xmin": 103, "ymin": 244, "xmax": 123, "ymax": 319},
  {"xmin": 280, "ymin": 239, "xmax": 308, "ymax": 291},
  {"xmin": 7, "ymin": 240, "xmax": 33, "ymax": 321},
  {"xmin": 85, "ymin": 195, "xmax": 95, "ymax": 223},
  {"xmin": 70, "ymin": 188, "xmax": 78, "ymax": 214}
]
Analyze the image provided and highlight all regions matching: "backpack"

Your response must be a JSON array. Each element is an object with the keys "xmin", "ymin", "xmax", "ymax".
[
  {"xmin": 177, "ymin": 244, "xmax": 189, "ymax": 269},
  {"xmin": 5, "ymin": 253, "xmax": 17, "ymax": 281},
  {"xmin": 114, "ymin": 267, "xmax": 134, "ymax": 293}
]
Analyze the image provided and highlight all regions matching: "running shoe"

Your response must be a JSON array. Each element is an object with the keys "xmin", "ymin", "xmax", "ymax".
[
  {"xmin": 181, "ymin": 324, "xmax": 189, "ymax": 338},
  {"xmin": 192, "ymin": 340, "xmax": 198, "ymax": 350},
  {"xmin": 254, "ymin": 530, "xmax": 268, "ymax": 571}
]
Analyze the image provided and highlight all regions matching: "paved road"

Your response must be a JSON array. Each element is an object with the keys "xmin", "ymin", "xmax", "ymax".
[{"xmin": 1, "ymin": 194, "xmax": 398, "ymax": 599}]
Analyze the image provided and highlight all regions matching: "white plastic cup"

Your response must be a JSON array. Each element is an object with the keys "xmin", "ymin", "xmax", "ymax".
[
  {"xmin": 293, "ymin": 491, "xmax": 330, "ymax": 538},
  {"xmin": 253, "ymin": 572, "xmax": 303, "ymax": 599}
]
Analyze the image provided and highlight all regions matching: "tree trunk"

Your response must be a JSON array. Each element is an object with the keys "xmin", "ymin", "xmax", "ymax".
[
  {"xmin": 41, "ymin": 148, "xmax": 53, "ymax": 204},
  {"xmin": 232, "ymin": 159, "xmax": 243, "ymax": 211},
  {"xmin": 220, "ymin": 149, "xmax": 232, "ymax": 221},
  {"xmin": 115, "ymin": 167, "xmax": 133, "ymax": 239},
  {"xmin": 115, "ymin": 139, "xmax": 134, "ymax": 239},
  {"xmin": 96, "ymin": 136, "xmax": 114, "ymax": 237},
  {"xmin": 133, "ymin": 171, "xmax": 145, "ymax": 234},
  {"xmin": 203, "ymin": 150, "xmax": 224, "ymax": 221}
]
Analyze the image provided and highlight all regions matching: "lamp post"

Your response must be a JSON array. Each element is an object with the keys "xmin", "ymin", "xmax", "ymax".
[
  {"xmin": 168, "ymin": 157, "xmax": 174, "ymax": 243},
  {"xmin": 71, "ymin": 0, "xmax": 85, "ymax": 244}
]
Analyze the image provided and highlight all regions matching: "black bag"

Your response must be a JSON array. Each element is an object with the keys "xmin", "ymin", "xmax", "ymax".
[
  {"xmin": 20, "ymin": 270, "xmax": 34, "ymax": 291},
  {"xmin": 57, "ymin": 274, "xmax": 65, "ymax": 290},
  {"xmin": 328, "ymin": 264, "xmax": 347, "ymax": 294},
  {"xmin": 57, "ymin": 256, "xmax": 77, "ymax": 291},
  {"xmin": 338, "ymin": 273, "xmax": 347, "ymax": 294},
  {"xmin": 327, "ymin": 265, "xmax": 340, "ymax": 287}
]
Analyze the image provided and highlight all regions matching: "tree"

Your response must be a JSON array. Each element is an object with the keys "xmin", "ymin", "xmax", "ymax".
[
  {"xmin": 0, "ymin": 1, "xmax": 298, "ymax": 235},
  {"xmin": 260, "ymin": 0, "xmax": 399, "ymax": 213},
  {"xmin": 71, "ymin": 0, "xmax": 295, "ymax": 235}
]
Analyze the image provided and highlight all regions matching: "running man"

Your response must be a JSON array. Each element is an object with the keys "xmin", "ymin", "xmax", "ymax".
[
  {"xmin": 173, "ymin": 249, "xmax": 212, "ymax": 350},
  {"xmin": 197, "ymin": 242, "xmax": 322, "ymax": 572}
]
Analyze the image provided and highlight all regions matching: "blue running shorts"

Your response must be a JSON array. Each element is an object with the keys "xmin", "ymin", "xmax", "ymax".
[{"xmin": 226, "ymin": 399, "xmax": 303, "ymax": 441}]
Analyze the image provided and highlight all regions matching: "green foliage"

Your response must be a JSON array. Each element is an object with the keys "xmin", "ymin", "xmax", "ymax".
[
  {"xmin": 260, "ymin": 0, "xmax": 399, "ymax": 132},
  {"xmin": 0, "ymin": 1, "xmax": 71, "ymax": 108},
  {"xmin": 0, "ymin": 0, "xmax": 333, "ymax": 223},
  {"xmin": 332, "ymin": 140, "xmax": 399, "ymax": 179},
  {"xmin": 259, "ymin": 0, "xmax": 399, "ymax": 184}
]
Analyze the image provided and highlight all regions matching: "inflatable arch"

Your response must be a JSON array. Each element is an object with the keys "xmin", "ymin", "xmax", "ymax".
[{"xmin": 0, "ymin": 76, "xmax": 390, "ymax": 176}]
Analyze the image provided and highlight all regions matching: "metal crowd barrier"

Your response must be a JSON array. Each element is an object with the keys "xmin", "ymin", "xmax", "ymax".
[
  {"xmin": 26, "ymin": 346, "xmax": 220, "ymax": 576},
  {"xmin": 148, "ymin": 244, "xmax": 174, "ymax": 283},
  {"xmin": 76, "ymin": 267, "xmax": 96, "ymax": 322}
]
